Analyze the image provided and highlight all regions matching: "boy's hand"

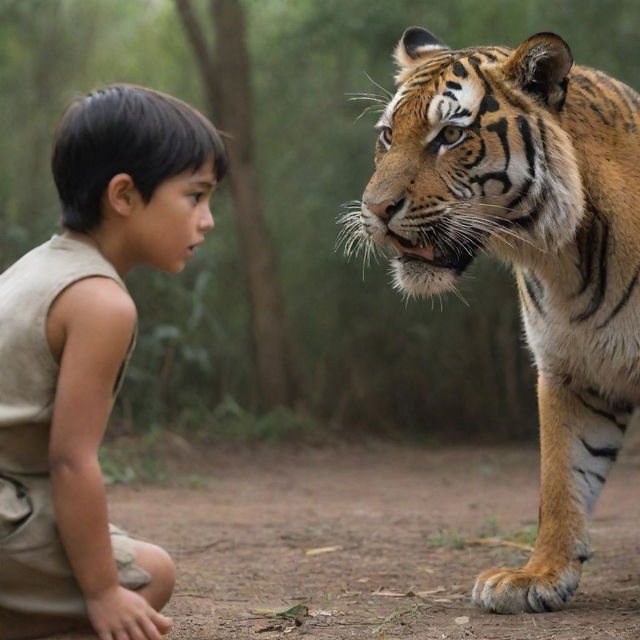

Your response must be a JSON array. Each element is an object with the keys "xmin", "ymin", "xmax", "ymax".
[{"xmin": 87, "ymin": 586, "xmax": 173, "ymax": 640}]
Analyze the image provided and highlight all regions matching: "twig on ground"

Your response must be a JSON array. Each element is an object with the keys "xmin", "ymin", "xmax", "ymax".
[{"xmin": 466, "ymin": 537, "xmax": 534, "ymax": 552}]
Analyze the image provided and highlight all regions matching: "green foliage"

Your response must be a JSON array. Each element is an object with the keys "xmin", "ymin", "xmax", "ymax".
[
  {"xmin": 100, "ymin": 429, "xmax": 169, "ymax": 485},
  {"xmin": 479, "ymin": 515, "xmax": 501, "ymax": 538},
  {"xmin": 476, "ymin": 516, "xmax": 538, "ymax": 547},
  {"xmin": 372, "ymin": 604, "xmax": 425, "ymax": 636},
  {"xmin": 426, "ymin": 529, "xmax": 466, "ymax": 550},
  {"xmin": 2, "ymin": 0, "xmax": 637, "ymax": 442},
  {"xmin": 211, "ymin": 396, "xmax": 318, "ymax": 442},
  {"xmin": 506, "ymin": 524, "xmax": 538, "ymax": 548}
]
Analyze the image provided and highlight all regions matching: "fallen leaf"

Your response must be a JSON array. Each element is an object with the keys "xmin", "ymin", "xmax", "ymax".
[
  {"xmin": 455, "ymin": 616, "xmax": 470, "ymax": 625},
  {"xmin": 304, "ymin": 545, "xmax": 343, "ymax": 556}
]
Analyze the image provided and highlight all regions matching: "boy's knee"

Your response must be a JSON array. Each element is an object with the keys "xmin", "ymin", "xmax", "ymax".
[{"xmin": 133, "ymin": 541, "xmax": 176, "ymax": 608}]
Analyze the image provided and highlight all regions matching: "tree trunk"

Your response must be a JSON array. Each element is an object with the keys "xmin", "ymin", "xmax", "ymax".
[{"xmin": 175, "ymin": 0, "xmax": 297, "ymax": 409}]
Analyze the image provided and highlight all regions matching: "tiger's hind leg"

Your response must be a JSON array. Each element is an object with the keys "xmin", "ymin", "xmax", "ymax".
[{"xmin": 472, "ymin": 375, "xmax": 631, "ymax": 613}]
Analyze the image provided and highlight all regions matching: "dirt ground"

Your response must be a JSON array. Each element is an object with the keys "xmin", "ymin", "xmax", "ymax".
[{"xmin": 50, "ymin": 442, "xmax": 638, "ymax": 640}]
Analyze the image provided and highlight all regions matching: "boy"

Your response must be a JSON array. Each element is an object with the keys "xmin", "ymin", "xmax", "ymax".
[{"xmin": 0, "ymin": 84, "xmax": 228, "ymax": 639}]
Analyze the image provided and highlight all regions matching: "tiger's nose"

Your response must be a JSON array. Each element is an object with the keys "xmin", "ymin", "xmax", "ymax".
[{"xmin": 365, "ymin": 197, "xmax": 406, "ymax": 220}]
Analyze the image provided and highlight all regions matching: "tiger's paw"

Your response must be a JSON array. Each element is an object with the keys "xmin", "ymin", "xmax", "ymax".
[{"xmin": 472, "ymin": 565, "xmax": 581, "ymax": 613}]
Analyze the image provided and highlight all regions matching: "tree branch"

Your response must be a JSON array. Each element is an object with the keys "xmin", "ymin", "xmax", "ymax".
[{"xmin": 174, "ymin": 0, "xmax": 220, "ymax": 119}]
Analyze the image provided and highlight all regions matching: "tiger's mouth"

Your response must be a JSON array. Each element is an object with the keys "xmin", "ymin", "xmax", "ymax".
[{"xmin": 387, "ymin": 232, "xmax": 478, "ymax": 274}]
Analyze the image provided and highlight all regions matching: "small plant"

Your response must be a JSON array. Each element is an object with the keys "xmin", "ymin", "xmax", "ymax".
[
  {"xmin": 426, "ymin": 529, "xmax": 466, "ymax": 550},
  {"xmin": 506, "ymin": 524, "xmax": 538, "ymax": 547},
  {"xmin": 212, "ymin": 395, "xmax": 319, "ymax": 442},
  {"xmin": 372, "ymin": 604, "xmax": 426, "ymax": 635},
  {"xmin": 480, "ymin": 515, "xmax": 500, "ymax": 538},
  {"xmin": 99, "ymin": 429, "xmax": 168, "ymax": 485}
]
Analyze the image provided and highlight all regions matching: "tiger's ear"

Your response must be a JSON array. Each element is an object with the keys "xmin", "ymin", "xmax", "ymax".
[
  {"xmin": 394, "ymin": 27, "xmax": 450, "ymax": 84},
  {"xmin": 504, "ymin": 33, "xmax": 573, "ymax": 110}
]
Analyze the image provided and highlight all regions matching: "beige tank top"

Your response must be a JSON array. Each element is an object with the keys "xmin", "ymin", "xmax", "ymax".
[{"xmin": 0, "ymin": 234, "xmax": 135, "ymax": 472}]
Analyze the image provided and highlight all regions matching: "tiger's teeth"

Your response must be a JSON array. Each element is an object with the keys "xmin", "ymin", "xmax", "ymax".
[
  {"xmin": 388, "ymin": 237, "xmax": 436, "ymax": 261},
  {"xmin": 408, "ymin": 243, "xmax": 435, "ymax": 260}
]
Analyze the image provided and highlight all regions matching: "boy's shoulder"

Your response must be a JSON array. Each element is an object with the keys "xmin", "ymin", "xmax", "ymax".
[
  {"xmin": 47, "ymin": 276, "xmax": 137, "ymax": 367},
  {"xmin": 56, "ymin": 276, "xmax": 136, "ymax": 322},
  {"xmin": 1, "ymin": 235, "xmax": 126, "ymax": 298}
]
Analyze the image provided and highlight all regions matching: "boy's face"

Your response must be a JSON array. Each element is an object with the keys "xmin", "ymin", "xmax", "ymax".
[{"xmin": 130, "ymin": 159, "xmax": 216, "ymax": 273}]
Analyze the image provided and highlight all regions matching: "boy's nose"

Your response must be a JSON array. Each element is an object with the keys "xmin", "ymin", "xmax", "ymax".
[{"xmin": 200, "ymin": 207, "xmax": 214, "ymax": 231}]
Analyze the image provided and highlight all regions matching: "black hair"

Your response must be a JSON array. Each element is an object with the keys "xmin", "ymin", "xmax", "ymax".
[{"xmin": 51, "ymin": 84, "xmax": 228, "ymax": 232}]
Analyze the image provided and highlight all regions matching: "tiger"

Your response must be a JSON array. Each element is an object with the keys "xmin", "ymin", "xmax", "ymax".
[{"xmin": 349, "ymin": 27, "xmax": 640, "ymax": 614}]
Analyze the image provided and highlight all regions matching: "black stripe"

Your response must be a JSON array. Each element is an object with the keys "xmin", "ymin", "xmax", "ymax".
[
  {"xmin": 575, "ymin": 216, "xmax": 599, "ymax": 296},
  {"xmin": 596, "ymin": 266, "xmax": 640, "ymax": 329},
  {"xmin": 408, "ymin": 74, "xmax": 437, "ymax": 88},
  {"xmin": 620, "ymin": 83, "xmax": 640, "ymax": 110},
  {"xmin": 506, "ymin": 209, "xmax": 540, "ymax": 228},
  {"xmin": 589, "ymin": 101, "xmax": 611, "ymax": 126},
  {"xmin": 450, "ymin": 108, "xmax": 472, "ymax": 120},
  {"xmin": 479, "ymin": 94, "xmax": 500, "ymax": 115},
  {"xmin": 468, "ymin": 56, "xmax": 493, "ymax": 94},
  {"xmin": 572, "ymin": 213, "xmax": 609, "ymax": 322},
  {"xmin": 443, "ymin": 176, "xmax": 463, "ymax": 199},
  {"xmin": 592, "ymin": 70, "xmax": 637, "ymax": 124},
  {"xmin": 462, "ymin": 137, "xmax": 486, "ymax": 169},
  {"xmin": 442, "ymin": 91, "xmax": 458, "ymax": 100},
  {"xmin": 537, "ymin": 117, "xmax": 549, "ymax": 163},
  {"xmin": 580, "ymin": 438, "xmax": 618, "ymax": 462},
  {"xmin": 585, "ymin": 387, "xmax": 634, "ymax": 415},
  {"xmin": 404, "ymin": 210, "xmax": 444, "ymax": 221},
  {"xmin": 496, "ymin": 81, "xmax": 532, "ymax": 113},
  {"xmin": 606, "ymin": 83, "xmax": 637, "ymax": 124},
  {"xmin": 587, "ymin": 72, "xmax": 621, "ymax": 109},
  {"xmin": 452, "ymin": 61, "xmax": 468, "ymax": 79},
  {"xmin": 486, "ymin": 117, "xmax": 510, "ymax": 168},
  {"xmin": 523, "ymin": 272, "xmax": 545, "ymax": 316},
  {"xmin": 517, "ymin": 116, "xmax": 536, "ymax": 179},
  {"xmin": 446, "ymin": 81, "xmax": 462, "ymax": 91},
  {"xmin": 470, "ymin": 171, "xmax": 511, "ymax": 194},
  {"xmin": 506, "ymin": 179, "xmax": 533, "ymax": 212},
  {"xmin": 575, "ymin": 394, "xmax": 628, "ymax": 433},
  {"xmin": 571, "ymin": 73, "xmax": 596, "ymax": 93},
  {"xmin": 573, "ymin": 466, "xmax": 606, "ymax": 484}
]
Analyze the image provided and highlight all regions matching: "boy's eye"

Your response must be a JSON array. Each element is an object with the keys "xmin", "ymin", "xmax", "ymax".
[{"xmin": 189, "ymin": 192, "xmax": 204, "ymax": 203}]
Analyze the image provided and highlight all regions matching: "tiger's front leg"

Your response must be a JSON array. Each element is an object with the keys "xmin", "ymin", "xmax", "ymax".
[{"xmin": 472, "ymin": 375, "xmax": 628, "ymax": 613}]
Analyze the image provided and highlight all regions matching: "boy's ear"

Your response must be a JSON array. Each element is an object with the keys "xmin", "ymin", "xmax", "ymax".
[{"xmin": 105, "ymin": 173, "xmax": 139, "ymax": 217}]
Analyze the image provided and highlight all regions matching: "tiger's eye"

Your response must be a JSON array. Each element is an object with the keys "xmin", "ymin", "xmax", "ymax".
[
  {"xmin": 382, "ymin": 127, "xmax": 393, "ymax": 145},
  {"xmin": 441, "ymin": 126, "xmax": 463, "ymax": 145}
]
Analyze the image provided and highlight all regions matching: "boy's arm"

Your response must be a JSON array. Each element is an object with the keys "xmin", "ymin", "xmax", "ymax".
[{"xmin": 48, "ymin": 277, "xmax": 167, "ymax": 639}]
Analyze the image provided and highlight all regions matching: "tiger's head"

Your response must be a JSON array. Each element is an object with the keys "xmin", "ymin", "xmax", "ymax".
[{"xmin": 357, "ymin": 28, "xmax": 585, "ymax": 296}]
